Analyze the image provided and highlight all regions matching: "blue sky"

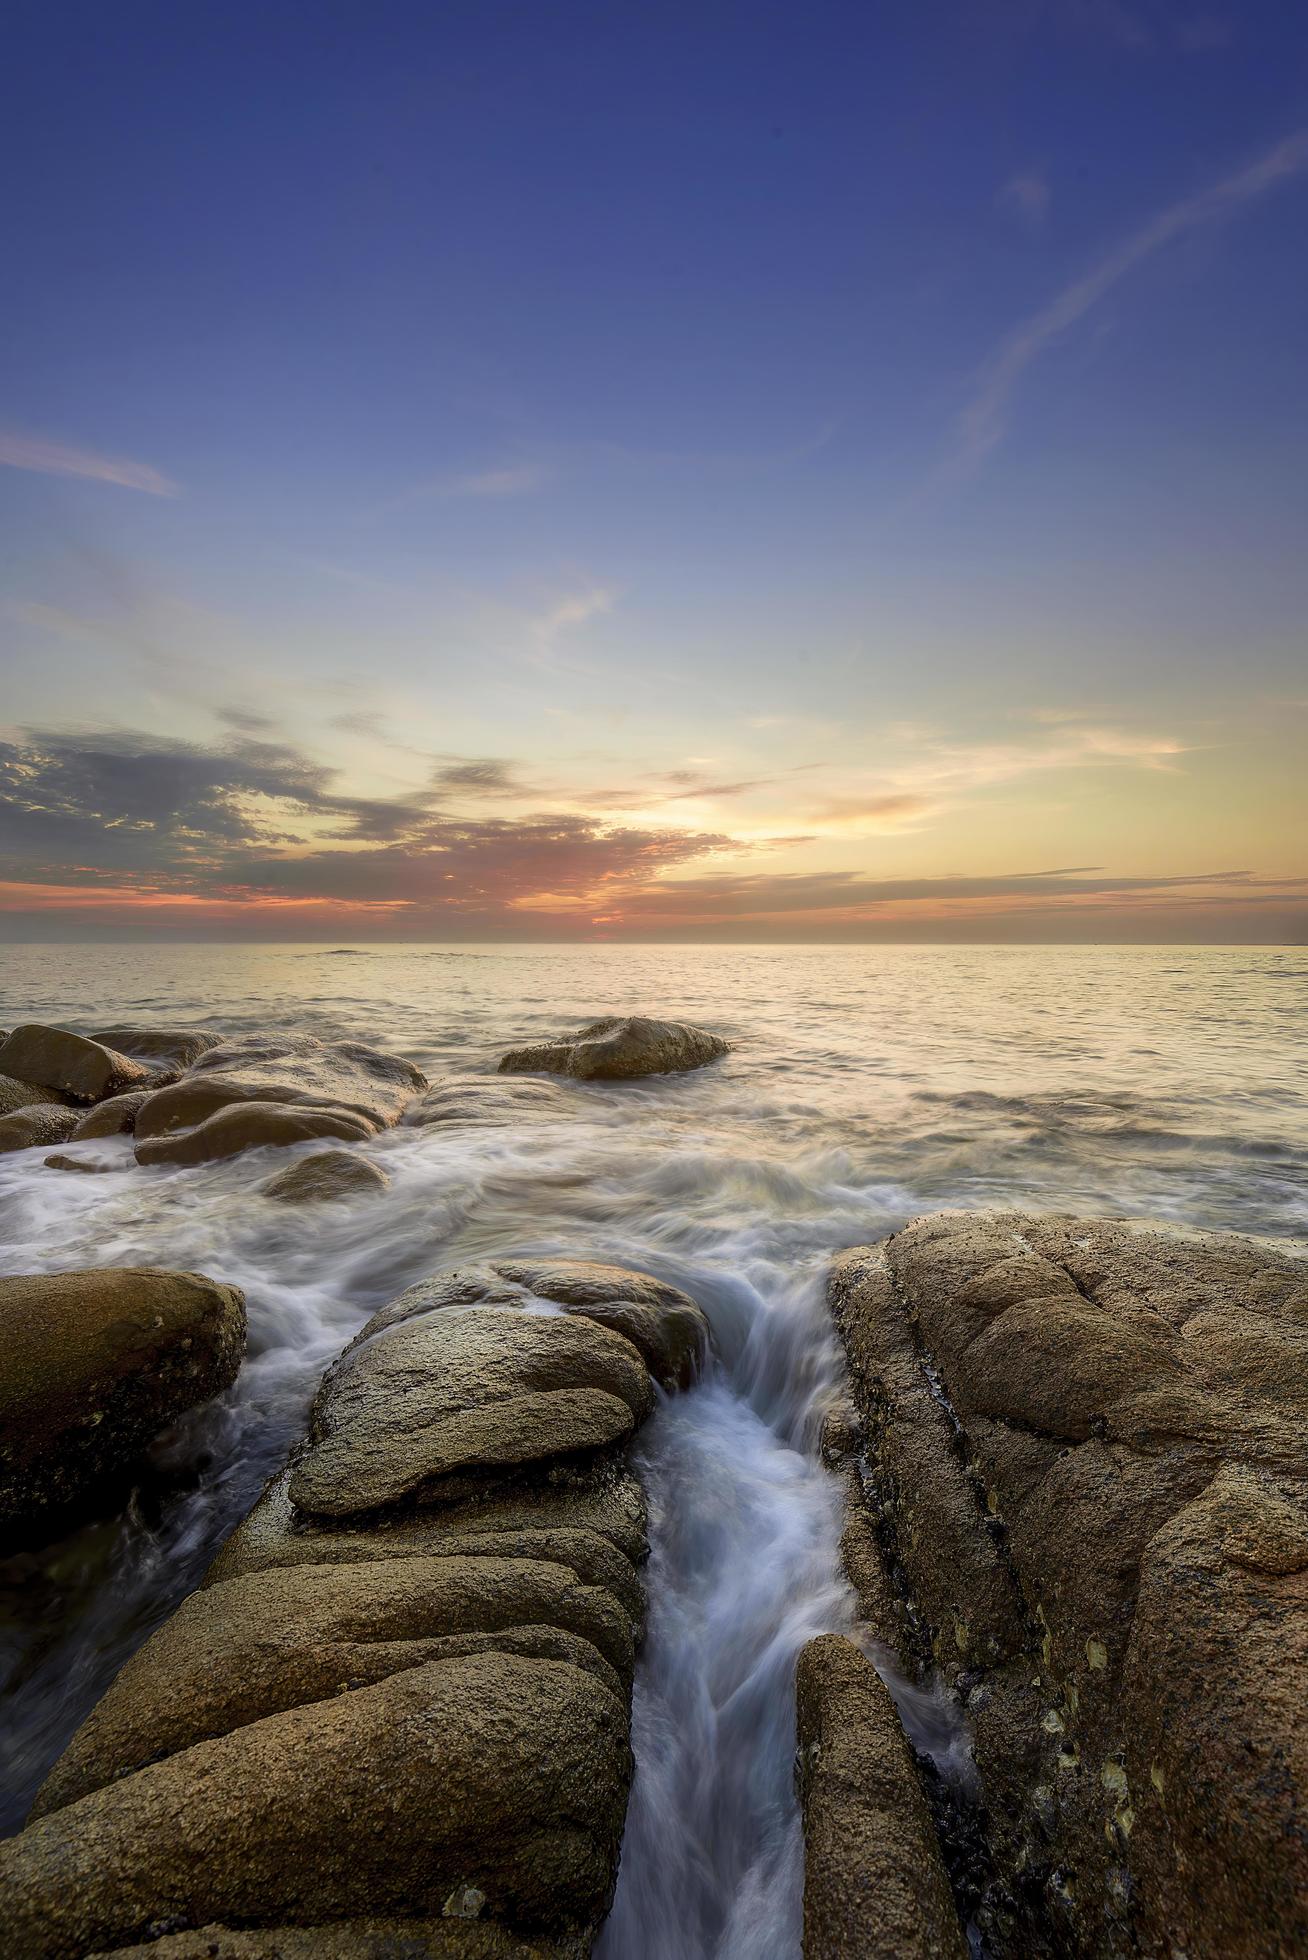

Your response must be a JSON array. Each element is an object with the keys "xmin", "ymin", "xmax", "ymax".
[{"xmin": 2, "ymin": 0, "xmax": 1306, "ymax": 939}]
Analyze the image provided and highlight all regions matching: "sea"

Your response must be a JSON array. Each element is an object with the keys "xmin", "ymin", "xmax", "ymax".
[{"xmin": 1, "ymin": 943, "xmax": 1304, "ymax": 1955}]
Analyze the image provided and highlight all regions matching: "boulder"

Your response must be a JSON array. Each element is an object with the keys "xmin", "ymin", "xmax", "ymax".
[
  {"xmin": 498, "ymin": 1016, "xmax": 729, "ymax": 1081},
  {"xmin": 0, "ymin": 1025, "xmax": 149, "ymax": 1104},
  {"xmin": 403, "ymin": 1075, "xmax": 574, "ymax": 1126},
  {"xmin": 0, "ymin": 1256, "xmax": 693, "ymax": 1955},
  {"xmin": 258, "ymin": 1149, "xmax": 390, "ymax": 1203},
  {"xmin": 0, "ymin": 1269, "xmax": 246, "ymax": 1530},
  {"xmin": 364, "ymin": 1257, "xmax": 709, "ymax": 1391},
  {"xmin": 71, "ymin": 1090, "xmax": 154, "ymax": 1139},
  {"xmin": 0, "ymin": 1103, "xmax": 81, "ymax": 1154},
  {"xmin": 92, "ymin": 1027, "xmax": 222, "ymax": 1071},
  {"xmin": 0, "ymin": 1073, "xmax": 69, "ymax": 1118},
  {"xmin": 827, "ymin": 1213, "xmax": 1308, "ymax": 1960},
  {"xmin": 135, "ymin": 1102, "xmax": 375, "ymax": 1168},
  {"xmin": 135, "ymin": 1033, "xmax": 425, "ymax": 1137},
  {"xmin": 289, "ymin": 1305, "xmax": 654, "ymax": 1518},
  {"xmin": 796, "ymin": 1635, "xmax": 967, "ymax": 1959}
]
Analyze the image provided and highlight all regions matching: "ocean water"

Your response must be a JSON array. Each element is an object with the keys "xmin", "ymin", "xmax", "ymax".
[{"xmin": 1, "ymin": 944, "xmax": 1305, "ymax": 1949}]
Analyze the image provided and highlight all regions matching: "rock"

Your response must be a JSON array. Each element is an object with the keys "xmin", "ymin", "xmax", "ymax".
[
  {"xmin": 796, "ymin": 1635, "xmax": 967, "ymax": 1959},
  {"xmin": 0, "ymin": 1073, "xmax": 70, "ymax": 1118},
  {"xmin": 92, "ymin": 1027, "xmax": 222, "ymax": 1070},
  {"xmin": 135, "ymin": 1033, "xmax": 425, "ymax": 1138},
  {"xmin": 0, "ymin": 1255, "xmax": 692, "ymax": 1954},
  {"xmin": 498, "ymin": 1015, "xmax": 729, "ymax": 1081},
  {"xmin": 135, "ymin": 1102, "xmax": 376, "ymax": 1168},
  {"xmin": 289, "ymin": 1305, "xmax": 654, "ymax": 1518},
  {"xmin": 71, "ymin": 1090, "xmax": 154, "ymax": 1139},
  {"xmin": 361, "ymin": 1257, "xmax": 710, "ymax": 1389},
  {"xmin": 258, "ymin": 1149, "xmax": 390, "ymax": 1203},
  {"xmin": 0, "ymin": 1025, "xmax": 150, "ymax": 1104},
  {"xmin": 43, "ymin": 1152, "xmax": 122, "ymax": 1174},
  {"xmin": 0, "ymin": 1269, "xmax": 246, "ymax": 1530},
  {"xmin": 403, "ymin": 1075, "xmax": 575, "ymax": 1125},
  {"xmin": 0, "ymin": 1652, "xmax": 631, "ymax": 1957},
  {"xmin": 0, "ymin": 1103, "xmax": 81, "ymax": 1153},
  {"xmin": 828, "ymin": 1213, "xmax": 1308, "ymax": 1960}
]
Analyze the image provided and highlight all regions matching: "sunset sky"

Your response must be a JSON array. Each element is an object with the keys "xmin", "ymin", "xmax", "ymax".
[{"xmin": 2, "ymin": 1, "xmax": 1306, "ymax": 941}]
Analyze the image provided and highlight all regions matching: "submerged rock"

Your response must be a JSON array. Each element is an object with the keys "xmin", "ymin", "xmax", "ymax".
[
  {"xmin": 0, "ymin": 1025, "xmax": 150, "ymax": 1104},
  {"xmin": 827, "ymin": 1212, "xmax": 1308, "ymax": 1960},
  {"xmin": 403, "ymin": 1074, "xmax": 574, "ymax": 1126},
  {"xmin": 91, "ymin": 1026, "xmax": 222, "ymax": 1071},
  {"xmin": 0, "ymin": 1255, "xmax": 699, "ymax": 1954},
  {"xmin": 498, "ymin": 1015, "xmax": 729, "ymax": 1081},
  {"xmin": 42, "ymin": 1151, "xmax": 121, "ymax": 1174},
  {"xmin": 136, "ymin": 1101, "xmax": 375, "ymax": 1167},
  {"xmin": 0, "ymin": 1103, "xmax": 80, "ymax": 1154},
  {"xmin": 258, "ymin": 1149, "xmax": 390, "ymax": 1203},
  {"xmin": 0, "ymin": 1268, "xmax": 246, "ymax": 1531}
]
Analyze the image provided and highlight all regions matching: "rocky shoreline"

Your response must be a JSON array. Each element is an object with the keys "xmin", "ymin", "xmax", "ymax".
[{"xmin": 0, "ymin": 1018, "xmax": 1305, "ymax": 1957}]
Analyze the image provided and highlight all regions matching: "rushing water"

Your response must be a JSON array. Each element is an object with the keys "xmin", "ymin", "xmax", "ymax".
[{"xmin": 1, "ymin": 944, "xmax": 1305, "ymax": 1949}]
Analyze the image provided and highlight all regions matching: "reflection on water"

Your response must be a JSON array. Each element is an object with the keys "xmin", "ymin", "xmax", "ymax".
[{"xmin": 0, "ymin": 944, "xmax": 1304, "ymax": 1948}]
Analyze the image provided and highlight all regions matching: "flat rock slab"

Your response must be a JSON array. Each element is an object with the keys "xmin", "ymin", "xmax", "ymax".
[
  {"xmin": 136, "ymin": 1102, "xmax": 376, "ymax": 1167},
  {"xmin": 365, "ymin": 1256, "xmax": 711, "ymax": 1389},
  {"xmin": 0, "ymin": 1025, "xmax": 150, "ymax": 1104},
  {"xmin": 0, "ymin": 1651, "xmax": 631, "ymax": 1957},
  {"xmin": 829, "ymin": 1212, "xmax": 1308, "ymax": 1960},
  {"xmin": 0, "ymin": 1269, "xmax": 246, "ymax": 1529},
  {"xmin": 498, "ymin": 1015, "xmax": 729, "ymax": 1081},
  {"xmin": 259, "ymin": 1149, "xmax": 390, "ymax": 1203},
  {"xmin": 290, "ymin": 1305, "xmax": 654, "ymax": 1517}
]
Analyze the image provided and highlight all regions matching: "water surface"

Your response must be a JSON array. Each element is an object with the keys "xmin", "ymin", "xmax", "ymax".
[{"xmin": 1, "ymin": 944, "xmax": 1304, "ymax": 1951}]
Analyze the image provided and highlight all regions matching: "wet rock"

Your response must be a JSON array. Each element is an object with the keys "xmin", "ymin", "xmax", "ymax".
[
  {"xmin": 1, "ymin": 1255, "xmax": 689, "ymax": 1955},
  {"xmin": 796, "ymin": 1634, "xmax": 967, "ymax": 1959},
  {"xmin": 403, "ymin": 1074, "xmax": 575, "ymax": 1125},
  {"xmin": 0, "ymin": 1072, "xmax": 70, "ymax": 1118},
  {"xmin": 258, "ymin": 1149, "xmax": 390, "ymax": 1203},
  {"xmin": 0, "ymin": 1025, "xmax": 150, "ymax": 1104},
  {"xmin": 0, "ymin": 1103, "xmax": 81, "ymax": 1153},
  {"xmin": 71, "ymin": 1090, "xmax": 154, "ymax": 1139},
  {"xmin": 364, "ymin": 1256, "xmax": 710, "ymax": 1389},
  {"xmin": 289, "ymin": 1305, "xmax": 654, "ymax": 1517},
  {"xmin": 0, "ymin": 1269, "xmax": 246, "ymax": 1530},
  {"xmin": 91, "ymin": 1027, "xmax": 222, "ymax": 1071},
  {"xmin": 43, "ymin": 1152, "xmax": 122, "ymax": 1174},
  {"xmin": 135, "ymin": 1101, "xmax": 375, "ymax": 1167},
  {"xmin": 135, "ymin": 1033, "xmax": 425, "ymax": 1137},
  {"xmin": 0, "ymin": 1652, "xmax": 631, "ymax": 1957},
  {"xmin": 498, "ymin": 1015, "xmax": 729, "ymax": 1081},
  {"xmin": 829, "ymin": 1213, "xmax": 1308, "ymax": 1960}
]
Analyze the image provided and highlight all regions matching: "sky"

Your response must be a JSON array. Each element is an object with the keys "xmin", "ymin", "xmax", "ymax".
[{"xmin": 2, "ymin": 0, "xmax": 1306, "ymax": 943}]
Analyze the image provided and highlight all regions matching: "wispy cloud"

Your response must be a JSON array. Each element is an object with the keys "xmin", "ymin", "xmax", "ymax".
[
  {"xmin": 998, "ymin": 170, "xmax": 1051, "ymax": 229},
  {"xmin": 0, "ymin": 432, "xmax": 178, "ymax": 497},
  {"xmin": 952, "ymin": 128, "xmax": 1308, "ymax": 477},
  {"xmin": 451, "ymin": 463, "xmax": 548, "ymax": 497}
]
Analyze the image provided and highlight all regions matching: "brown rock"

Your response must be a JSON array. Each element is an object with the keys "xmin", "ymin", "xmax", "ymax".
[
  {"xmin": 93, "ymin": 1923, "xmax": 578, "ymax": 1959},
  {"xmin": 363, "ymin": 1256, "xmax": 710, "ymax": 1389},
  {"xmin": 91, "ymin": 1027, "xmax": 222, "ymax": 1070},
  {"xmin": 796, "ymin": 1634, "xmax": 967, "ymax": 1959},
  {"xmin": 135, "ymin": 1032, "xmax": 425, "ymax": 1139},
  {"xmin": 0, "ymin": 1269, "xmax": 246, "ymax": 1529},
  {"xmin": 71, "ymin": 1090, "xmax": 154, "ymax": 1139},
  {"xmin": 289, "ymin": 1306, "xmax": 654, "ymax": 1518},
  {"xmin": 0, "ymin": 1652, "xmax": 631, "ymax": 1956},
  {"xmin": 403, "ymin": 1075, "xmax": 575, "ymax": 1125},
  {"xmin": 43, "ymin": 1152, "xmax": 122, "ymax": 1174},
  {"xmin": 0, "ymin": 1025, "xmax": 149, "ymax": 1103},
  {"xmin": 499, "ymin": 1015, "xmax": 729, "ymax": 1081},
  {"xmin": 829, "ymin": 1212, "xmax": 1308, "ymax": 1960},
  {"xmin": 258, "ymin": 1148, "xmax": 390, "ymax": 1203},
  {"xmin": 135, "ymin": 1101, "xmax": 375, "ymax": 1167},
  {"xmin": 0, "ymin": 1072, "xmax": 70, "ymax": 1118},
  {"xmin": 0, "ymin": 1103, "xmax": 81, "ymax": 1153}
]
